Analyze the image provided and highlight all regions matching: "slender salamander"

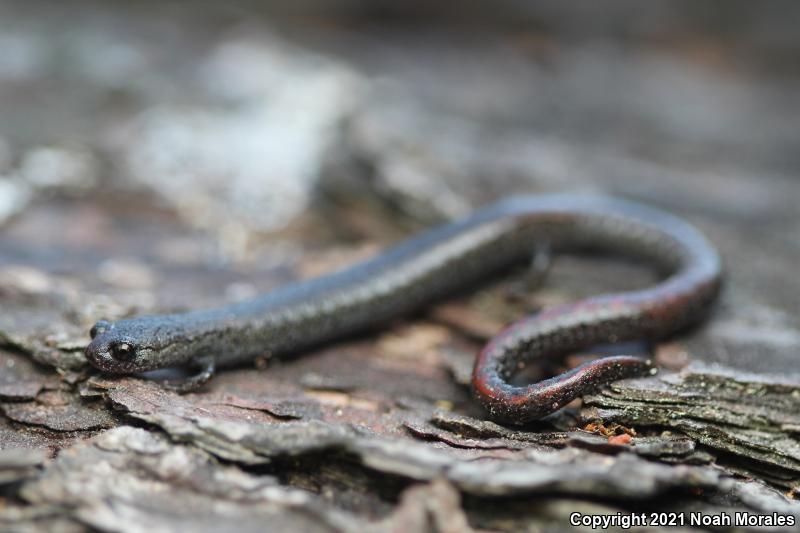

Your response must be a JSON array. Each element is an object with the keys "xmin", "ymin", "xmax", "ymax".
[{"xmin": 86, "ymin": 195, "xmax": 722, "ymax": 423}]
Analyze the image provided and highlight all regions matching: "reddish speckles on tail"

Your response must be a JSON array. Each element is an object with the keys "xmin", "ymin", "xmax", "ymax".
[{"xmin": 472, "ymin": 264, "xmax": 720, "ymax": 424}]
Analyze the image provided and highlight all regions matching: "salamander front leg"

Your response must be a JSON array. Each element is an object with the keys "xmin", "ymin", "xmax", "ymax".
[{"xmin": 162, "ymin": 355, "xmax": 217, "ymax": 393}]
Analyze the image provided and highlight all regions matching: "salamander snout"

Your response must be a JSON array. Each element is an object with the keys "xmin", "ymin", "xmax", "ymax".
[{"xmin": 85, "ymin": 320, "xmax": 140, "ymax": 373}]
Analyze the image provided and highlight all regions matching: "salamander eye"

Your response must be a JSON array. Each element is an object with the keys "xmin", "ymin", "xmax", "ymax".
[
  {"xmin": 90, "ymin": 320, "xmax": 112, "ymax": 339},
  {"xmin": 109, "ymin": 341, "xmax": 137, "ymax": 362}
]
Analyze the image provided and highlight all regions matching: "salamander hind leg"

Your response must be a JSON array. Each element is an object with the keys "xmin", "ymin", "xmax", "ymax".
[{"xmin": 522, "ymin": 241, "xmax": 552, "ymax": 290}]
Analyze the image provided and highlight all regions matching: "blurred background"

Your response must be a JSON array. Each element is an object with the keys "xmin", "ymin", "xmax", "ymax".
[
  {"xmin": 2, "ymin": 6, "xmax": 800, "ymax": 529},
  {"xmin": 0, "ymin": 0, "xmax": 799, "ymax": 375}
]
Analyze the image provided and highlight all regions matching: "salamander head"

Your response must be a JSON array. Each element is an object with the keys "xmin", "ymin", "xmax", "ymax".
[{"xmin": 85, "ymin": 318, "xmax": 176, "ymax": 374}]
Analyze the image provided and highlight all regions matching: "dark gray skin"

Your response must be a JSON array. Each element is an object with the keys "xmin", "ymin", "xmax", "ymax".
[{"xmin": 86, "ymin": 195, "xmax": 722, "ymax": 420}]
